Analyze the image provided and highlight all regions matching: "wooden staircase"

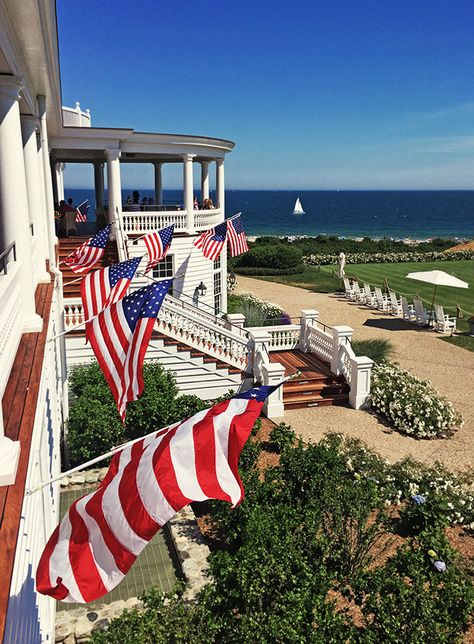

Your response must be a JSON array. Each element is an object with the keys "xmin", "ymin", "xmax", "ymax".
[
  {"xmin": 270, "ymin": 350, "xmax": 349, "ymax": 409},
  {"xmin": 58, "ymin": 236, "xmax": 120, "ymax": 298}
]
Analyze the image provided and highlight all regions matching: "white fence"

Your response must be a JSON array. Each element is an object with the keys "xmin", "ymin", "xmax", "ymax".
[{"xmin": 121, "ymin": 209, "xmax": 222, "ymax": 235}]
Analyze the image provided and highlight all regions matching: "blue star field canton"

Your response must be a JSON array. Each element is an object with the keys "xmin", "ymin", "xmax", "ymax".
[
  {"xmin": 122, "ymin": 281, "xmax": 173, "ymax": 331},
  {"xmin": 109, "ymin": 256, "xmax": 142, "ymax": 287},
  {"xmin": 235, "ymin": 384, "xmax": 281, "ymax": 402},
  {"xmin": 89, "ymin": 225, "xmax": 111, "ymax": 248}
]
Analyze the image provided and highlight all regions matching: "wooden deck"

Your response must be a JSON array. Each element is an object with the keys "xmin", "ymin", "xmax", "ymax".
[
  {"xmin": 0, "ymin": 278, "xmax": 54, "ymax": 642},
  {"xmin": 270, "ymin": 350, "xmax": 349, "ymax": 409}
]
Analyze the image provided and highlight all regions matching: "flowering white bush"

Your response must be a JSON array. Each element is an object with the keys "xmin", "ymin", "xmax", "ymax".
[
  {"xmin": 303, "ymin": 250, "xmax": 474, "ymax": 266},
  {"xmin": 369, "ymin": 362, "xmax": 463, "ymax": 439},
  {"xmin": 237, "ymin": 292, "xmax": 288, "ymax": 320}
]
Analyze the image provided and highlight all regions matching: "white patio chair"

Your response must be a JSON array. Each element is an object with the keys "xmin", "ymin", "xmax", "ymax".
[
  {"xmin": 343, "ymin": 277, "xmax": 355, "ymax": 299},
  {"xmin": 433, "ymin": 304, "xmax": 456, "ymax": 333},
  {"xmin": 401, "ymin": 297, "xmax": 416, "ymax": 322},
  {"xmin": 352, "ymin": 282, "xmax": 366, "ymax": 303},
  {"xmin": 413, "ymin": 298, "xmax": 430, "ymax": 326},
  {"xmin": 388, "ymin": 290, "xmax": 402, "ymax": 316},
  {"xmin": 363, "ymin": 283, "xmax": 377, "ymax": 307},
  {"xmin": 374, "ymin": 287, "xmax": 389, "ymax": 311},
  {"xmin": 65, "ymin": 211, "xmax": 77, "ymax": 236}
]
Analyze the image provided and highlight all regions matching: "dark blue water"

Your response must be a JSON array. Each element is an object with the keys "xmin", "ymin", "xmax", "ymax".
[{"xmin": 64, "ymin": 189, "xmax": 474, "ymax": 240}]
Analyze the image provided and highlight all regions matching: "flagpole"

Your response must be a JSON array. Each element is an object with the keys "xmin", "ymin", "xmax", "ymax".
[{"xmin": 25, "ymin": 372, "xmax": 299, "ymax": 496}]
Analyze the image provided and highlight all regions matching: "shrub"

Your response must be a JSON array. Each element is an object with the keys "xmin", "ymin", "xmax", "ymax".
[
  {"xmin": 304, "ymin": 249, "xmax": 474, "ymax": 266},
  {"xmin": 369, "ymin": 362, "xmax": 463, "ymax": 438},
  {"xmin": 268, "ymin": 422, "xmax": 296, "ymax": 453},
  {"xmin": 226, "ymin": 293, "xmax": 290, "ymax": 327},
  {"xmin": 67, "ymin": 362, "xmax": 207, "ymax": 465},
  {"xmin": 234, "ymin": 243, "xmax": 303, "ymax": 269},
  {"xmin": 351, "ymin": 338, "xmax": 394, "ymax": 363},
  {"xmin": 232, "ymin": 265, "xmax": 305, "ymax": 275}
]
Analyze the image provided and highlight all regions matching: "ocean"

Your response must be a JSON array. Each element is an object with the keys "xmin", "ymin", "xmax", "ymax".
[{"xmin": 65, "ymin": 189, "xmax": 474, "ymax": 240}]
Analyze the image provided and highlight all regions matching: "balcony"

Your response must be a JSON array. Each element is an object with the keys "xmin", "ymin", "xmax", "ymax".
[
  {"xmin": 62, "ymin": 103, "xmax": 91, "ymax": 127},
  {"xmin": 121, "ymin": 205, "xmax": 223, "ymax": 234}
]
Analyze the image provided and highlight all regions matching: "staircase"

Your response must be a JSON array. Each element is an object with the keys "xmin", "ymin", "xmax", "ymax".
[
  {"xmin": 270, "ymin": 350, "xmax": 349, "ymax": 409},
  {"xmin": 58, "ymin": 236, "xmax": 120, "ymax": 298}
]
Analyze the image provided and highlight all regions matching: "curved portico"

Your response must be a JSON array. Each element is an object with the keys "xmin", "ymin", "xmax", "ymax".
[{"xmin": 49, "ymin": 127, "xmax": 234, "ymax": 235}]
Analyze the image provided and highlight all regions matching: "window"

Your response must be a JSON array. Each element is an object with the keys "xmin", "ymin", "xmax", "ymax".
[
  {"xmin": 213, "ymin": 256, "xmax": 221, "ymax": 270},
  {"xmin": 214, "ymin": 271, "xmax": 222, "ymax": 315},
  {"xmin": 152, "ymin": 255, "xmax": 173, "ymax": 279}
]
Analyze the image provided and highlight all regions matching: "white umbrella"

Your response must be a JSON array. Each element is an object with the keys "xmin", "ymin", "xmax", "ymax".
[
  {"xmin": 337, "ymin": 252, "xmax": 346, "ymax": 278},
  {"xmin": 406, "ymin": 269, "xmax": 469, "ymax": 315}
]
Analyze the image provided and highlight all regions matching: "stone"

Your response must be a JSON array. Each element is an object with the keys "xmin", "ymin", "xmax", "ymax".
[
  {"xmin": 75, "ymin": 615, "xmax": 94, "ymax": 640},
  {"xmin": 63, "ymin": 635, "xmax": 75, "ymax": 644},
  {"xmin": 69, "ymin": 474, "xmax": 85, "ymax": 486},
  {"xmin": 55, "ymin": 622, "xmax": 73, "ymax": 642},
  {"xmin": 92, "ymin": 618, "xmax": 110, "ymax": 633},
  {"xmin": 86, "ymin": 610, "xmax": 98, "ymax": 622},
  {"xmin": 85, "ymin": 471, "xmax": 99, "ymax": 484}
]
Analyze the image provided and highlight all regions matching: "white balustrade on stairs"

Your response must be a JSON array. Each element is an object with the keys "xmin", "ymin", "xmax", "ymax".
[
  {"xmin": 246, "ymin": 324, "xmax": 301, "ymax": 351},
  {"xmin": 248, "ymin": 329, "xmax": 285, "ymax": 418},
  {"xmin": 64, "ymin": 298, "xmax": 84, "ymax": 330}
]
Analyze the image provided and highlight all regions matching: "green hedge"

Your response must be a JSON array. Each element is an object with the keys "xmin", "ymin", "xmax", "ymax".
[
  {"xmin": 304, "ymin": 250, "xmax": 474, "ymax": 265},
  {"xmin": 234, "ymin": 243, "xmax": 303, "ymax": 269},
  {"xmin": 233, "ymin": 265, "xmax": 305, "ymax": 275}
]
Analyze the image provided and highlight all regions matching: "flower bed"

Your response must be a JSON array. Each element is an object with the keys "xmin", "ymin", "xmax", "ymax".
[
  {"xmin": 226, "ymin": 292, "xmax": 291, "ymax": 326},
  {"xmin": 304, "ymin": 249, "xmax": 474, "ymax": 265},
  {"xmin": 369, "ymin": 362, "xmax": 463, "ymax": 439}
]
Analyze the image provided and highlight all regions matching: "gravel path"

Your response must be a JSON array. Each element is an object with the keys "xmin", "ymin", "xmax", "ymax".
[{"xmin": 236, "ymin": 276, "xmax": 474, "ymax": 472}]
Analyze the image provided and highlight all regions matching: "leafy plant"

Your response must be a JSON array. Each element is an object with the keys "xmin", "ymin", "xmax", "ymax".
[
  {"xmin": 351, "ymin": 338, "xmax": 394, "ymax": 363},
  {"xmin": 268, "ymin": 422, "xmax": 296, "ymax": 453}
]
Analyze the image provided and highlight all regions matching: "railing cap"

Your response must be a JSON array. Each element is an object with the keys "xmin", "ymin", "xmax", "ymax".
[
  {"xmin": 249, "ymin": 329, "xmax": 272, "ymax": 341},
  {"xmin": 332, "ymin": 325, "xmax": 354, "ymax": 335},
  {"xmin": 301, "ymin": 309, "xmax": 319, "ymax": 317},
  {"xmin": 351, "ymin": 355, "xmax": 374, "ymax": 367}
]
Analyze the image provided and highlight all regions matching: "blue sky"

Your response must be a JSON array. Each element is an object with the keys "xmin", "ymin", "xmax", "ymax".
[{"xmin": 57, "ymin": 0, "xmax": 474, "ymax": 189}]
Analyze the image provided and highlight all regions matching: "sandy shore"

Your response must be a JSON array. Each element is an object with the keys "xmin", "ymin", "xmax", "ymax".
[{"xmin": 236, "ymin": 276, "xmax": 474, "ymax": 472}]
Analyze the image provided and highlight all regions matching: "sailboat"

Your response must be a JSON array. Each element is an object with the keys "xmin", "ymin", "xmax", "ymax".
[{"xmin": 292, "ymin": 197, "xmax": 305, "ymax": 215}]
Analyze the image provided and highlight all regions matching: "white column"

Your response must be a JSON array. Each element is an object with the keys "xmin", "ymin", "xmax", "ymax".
[
  {"xmin": 200, "ymin": 160, "xmax": 209, "ymax": 203},
  {"xmin": 94, "ymin": 162, "xmax": 104, "ymax": 208},
  {"xmin": 348, "ymin": 356, "xmax": 374, "ymax": 410},
  {"xmin": 21, "ymin": 115, "xmax": 50, "ymax": 281},
  {"xmin": 154, "ymin": 161, "xmax": 163, "ymax": 205},
  {"xmin": 0, "ymin": 76, "xmax": 43, "ymax": 331},
  {"xmin": 105, "ymin": 148, "xmax": 122, "ymax": 238},
  {"xmin": 38, "ymin": 95, "xmax": 56, "ymax": 268},
  {"xmin": 56, "ymin": 163, "xmax": 65, "ymax": 202},
  {"xmin": 182, "ymin": 153, "xmax": 195, "ymax": 233},
  {"xmin": 216, "ymin": 158, "xmax": 225, "ymax": 211},
  {"xmin": 300, "ymin": 309, "xmax": 319, "ymax": 351}
]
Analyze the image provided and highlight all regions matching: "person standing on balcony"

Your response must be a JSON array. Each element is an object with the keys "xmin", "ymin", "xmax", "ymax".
[{"xmin": 193, "ymin": 196, "xmax": 199, "ymax": 209}]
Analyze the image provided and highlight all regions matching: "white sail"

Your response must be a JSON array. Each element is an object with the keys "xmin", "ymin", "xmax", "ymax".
[{"xmin": 292, "ymin": 197, "xmax": 305, "ymax": 215}]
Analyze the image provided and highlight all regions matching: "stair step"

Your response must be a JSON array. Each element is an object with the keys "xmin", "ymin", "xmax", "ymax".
[
  {"xmin": 284, "ymin": 393, "xmax": 349, "ymax": 409},
  {"xmin": 283, "ymin": 384, "xmax": 349, "ymax": 400}
]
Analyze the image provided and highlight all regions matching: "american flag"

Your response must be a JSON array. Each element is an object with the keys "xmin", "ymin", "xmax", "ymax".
[
  {"xmin": 193, "ymin": 221, "xmax": 227, "ymax": 260},
  {"xmin": 75, "ymin": 200, "xmax": 89, "ymax": 223},
  {"xmin": 80, "ymin": 257, "xmax": 142, "ymax": 337},
  {"xmin": 36, "ymin": 385, "xmax": 278, "ymax": 603},
  {"xmin": 87, "ymin": 281, "xmax": 172, "ymax": 423},
  {"xmin": 143, "ymin": 225, "xmax": 174, "ymax": 273},
  {"xmin": 227, "ymin": 214, "xmax": 248, "ymax": 257},
  {"xmin": 63, "ymin": 225, "xmax": 111, "ymax": 274}
]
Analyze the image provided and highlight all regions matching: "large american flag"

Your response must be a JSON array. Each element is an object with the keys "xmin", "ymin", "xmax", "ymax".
[
  {"xmin": 63, "ymin": 225, "xmax": 111, "ymax": 274},
  {"xmin": 36, "ymin": 385, "xmax": 278, "ymax": 603},
  {"xmin": 80, "ymin": 257, "xmax": 142, "ymax": 337},
  {"xmin": 75, "ymin": 200, "xmax": 89, "ymax": 223},
  {"xmin": 227, "ymin": 214, "xmax": 248, "ymax": 257},
  {"xmin": 193, "ymin": 221, "xmax": 227, "ymax": 260},
  {"xmin": 143, "ymin": 225, "xmax": 174, "ymax": 274},
  {"xmin": 87, "ymin": 281, "xmax": 172, "ymax": 422}
]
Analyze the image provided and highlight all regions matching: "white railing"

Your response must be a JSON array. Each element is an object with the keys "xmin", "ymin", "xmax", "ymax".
[
  {"xmin": 0, "ymin": 263, "xmax": 23, "ymax": 398},
  {"xmin": 248, "ymin": 329, "xmax": 285, "ymax": 418},
  {"xmin": 306, "ymin": 324, "xmax": 333, "ymax": 363},
  {"xmin": 62, "ymin": 103, "xmax": 91, "ymax": 127},
  {"xmin": 62, "ymin": 294, "xmax": 251, "ymax": 370},
  {"xmin": 156, "ymin": 297, "xmax": 250, "ymax": 370},
  {"xmin": 64, "ymin": 298, "xmax": 84, "ymax": 330},
  {"xmin": 246, "ymin": 324, "xmax": 300, "ymax": 351},
  {"xmin": 4, "ymin": 289, "xmax": 63, "ymax": 643},
  {"xmin": 121, "ymin": 208, "xmax": 223, "ymax": 235}
]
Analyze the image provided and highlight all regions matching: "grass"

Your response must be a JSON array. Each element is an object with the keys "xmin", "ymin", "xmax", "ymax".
[
  {"xmin": 251, "ymin": 266, "xmax": 341, "ymax": 293},
  {"xmin": 351, "ymin": 338, "xmax": 394, "ymax": 363}
]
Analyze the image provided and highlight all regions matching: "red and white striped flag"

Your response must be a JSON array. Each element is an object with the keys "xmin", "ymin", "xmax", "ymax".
[
  {"xmin": 227, "ymin": 214, "xmax": 248, "ymax": 257},
  {"xmin": 75, "ymin": 200, "xmax": 89, "ymax": 223},
  {"xmin": 63, "ymin": 225, "xmax": 111, "ymax": 274},
  {"xmin": 143, "ymin": 225, "xmax": 174, "ymax": 273},
  {"xmin": 80, "ymin": 257, "xmax": 142, "ymax": 337},
  {"xmin": 193, "ymin": 221, "xmax": 227, "ymax": 261},
  {"xmin": 87, "ymin": 281, "xmax": 172, "ymax": 422},
  {"xmin": 36, "ymin": 385, "xmax": 278, "ymax": 603}
]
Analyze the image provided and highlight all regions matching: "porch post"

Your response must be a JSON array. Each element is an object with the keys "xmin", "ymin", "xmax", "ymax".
[
  {"xmin": 37, "ymin": 94, "xmax": 57, "ymax": 268},
  {"xmin": 0, "ymin": 75, "xmax": 43, "ymax": 331},
  {"xmin": 105, "ymin": 148, "xmax": 122, "ymax": 238},
  {"xmin": 216, "ymin": 158, "xmax": 225, "ymax": 211},
  {"xmin": 94, "ymin": 161, "xmax": 104, "ymax": 209},
  {"xmin": 182, "ymin": 153, "xmax": 195, "ymax": 233},
  {"xmin": 21, "ymin": 114, "xmax": 50, "ymax": 281},
  {"xmin": 154, "ymin": 161, "xmax": 163, "ymax": 205},
  {"xmin": 200, "ymin": 160, "xmax": 209, "ymax": 203},
  {"xmin": 331, "ymin": 325, "xmax": 353, "ymax": 375}
]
